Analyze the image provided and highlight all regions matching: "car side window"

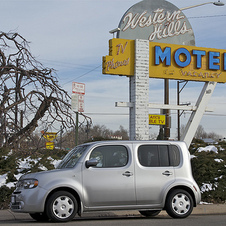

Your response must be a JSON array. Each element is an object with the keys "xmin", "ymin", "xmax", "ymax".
[
  {"xmin": 90, "ymin": 145, "xmax": 128, "ymax": 168},
  {"xmin": 138, "ymin": 145, "xmax": 180, "ymax": 167},
  {"xmin": 138, "ymin": 145, "xmax": 159, "ymax": 167}
]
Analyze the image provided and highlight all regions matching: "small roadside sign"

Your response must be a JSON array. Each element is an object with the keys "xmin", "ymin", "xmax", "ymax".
[
  {"xmin": 46, "ymin": 142, "xmax": 54, "ymax": 150},
  {"xmin": 71, "ymin": 93, "xmax": 79, "ymax": 111},
  {"xmin": 72, "ymin": 82, "xmax": 85, "ymax": 112},
  {"xmin": 149, "ymin": 114, "xmax": 166, "ymax": 125},
  {"xmin": 72, "ymin": 82, "xmax": 85, "ymax": 95},
  {"xmin": 78, "ymin": 94, "xmax": 84, "ymax": 112},
  {"xmin": 42, "ymin": 132, "xmax": 57, "ymax": 142}
]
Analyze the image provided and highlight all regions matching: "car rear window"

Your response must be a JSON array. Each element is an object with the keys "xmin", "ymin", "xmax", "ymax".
[{"xmin": 138, "ymin": 144, "xmax": 180, "ymax": 167}]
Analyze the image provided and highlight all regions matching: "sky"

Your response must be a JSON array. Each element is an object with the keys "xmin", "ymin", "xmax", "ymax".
[{"xmin": 1, "ymin": 0, "xmax": 226, "ymax": 139}]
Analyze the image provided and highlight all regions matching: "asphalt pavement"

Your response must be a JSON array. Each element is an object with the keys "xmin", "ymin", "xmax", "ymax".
[{"xmin": 0, "ymin": 204, "xmax": 226, "ymax": 222}]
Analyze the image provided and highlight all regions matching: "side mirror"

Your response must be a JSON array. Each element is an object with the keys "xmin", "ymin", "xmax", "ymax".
[{"xmin": 85, "ymin": 159, "xmax": 99, "ymax": 168}]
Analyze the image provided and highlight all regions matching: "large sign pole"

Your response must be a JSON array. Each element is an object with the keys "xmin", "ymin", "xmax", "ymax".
[
  {"xmin": 129, "ymin": 39, "xmax": 149, "ymax": 140},
  {"xmin": 181, "ymin": 82, "xmax": 217, "ymax": 146}
]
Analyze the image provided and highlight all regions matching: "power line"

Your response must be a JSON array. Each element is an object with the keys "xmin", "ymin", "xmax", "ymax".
[
  {"xmin": 62, "ymin": 64, "xmax": 102, "ymax": 86},
  {"xmin": 84, "ymin": 113, "xmax": 129, "ymax": 116},
  {"xmin": 188, "ymin": 14, "xmax": 226, "ymax": 19},
  {"xmin": 39, "ymin": 58, "xmax": 96, "ymax": 69}
]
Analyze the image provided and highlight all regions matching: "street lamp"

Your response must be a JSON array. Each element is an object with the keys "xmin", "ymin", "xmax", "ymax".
[
  {"xmin": 175, "ymin": 1, "xmax": 225, "ymax": 140},
  {"xmin": 180, "ymin": 1, "xmax": 224, "ymax": 11}
]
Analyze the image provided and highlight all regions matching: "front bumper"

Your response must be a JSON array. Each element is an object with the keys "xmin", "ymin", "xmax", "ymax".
[{"xmin": 10, "ymin": 186, "xmax": 47, "ymax": 213}]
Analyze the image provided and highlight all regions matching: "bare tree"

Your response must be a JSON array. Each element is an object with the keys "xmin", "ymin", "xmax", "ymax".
[{"xmin": 0, "ymin": 32, "xmax": 86, "ymax": 148}]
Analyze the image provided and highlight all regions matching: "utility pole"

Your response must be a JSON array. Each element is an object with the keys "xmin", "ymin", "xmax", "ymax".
[
  {"xmin": 15, "ymin": 59, "xmax": 19, "ymax": 131},
  {"xmin": 15, "ymin": 59, "xmax": 19, "ymax": 150},
  {"xmin": 164, "ymin": 79, "xmax": 170, "ymax": 140},
  {"xmin": 75, "ymin": 112, "xmax": 79, "ymax": 146},
  {"xmin": 177, "ymin": 81, "xmax": 180, "ymax": 141},
  {"xmin": 60, "ymin": 125, "xmax": 63, "ymax": 150}
]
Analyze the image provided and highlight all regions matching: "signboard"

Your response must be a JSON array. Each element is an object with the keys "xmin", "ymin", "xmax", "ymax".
[
  {"xmin": 71, "ymin": 93, "xmax": 85, "ymax": 112},
  {"xmin": 103, "ymin": 39, "xmax": 226, "ymax": 83},
  {"xmin": 42, "ymin": 132, "xmax": 57, "ymax": 142},
  {"xmin": 72, "ymin": 82, "xmax": 85, "ymax": 112},
  {"xmin": 150, "ymin": 42, "xmax": 226, "ymax": 83},
  {"xmin": 41, "ymin": 131, "xmax": 57, "ymax": 149},
  {"xmin": 102, "ymin": 39, "xmax": 134, "ymax": 76},
  {"xmin": 72, "ymin": 82, "xmax": 85, "ymax": 95},
  {"xmin": 71, "ymin": 93, "xmax": 79, "ymax": 111},
  {"xmin": 149, "ymin": 114, "xmax": 166, "ymax": 125},
  {"xmin": 117, "ymin": 0, "xmax": 195, "ymax": 46},
  {"xmin": 78, "ymin": 94, "xmax": 85, "ymax": 112},
  {"xmin": 46, "ymin": 142, "xmax": 54, "ymax": 150}
]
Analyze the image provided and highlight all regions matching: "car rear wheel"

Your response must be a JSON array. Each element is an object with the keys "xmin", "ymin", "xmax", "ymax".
[
  {"xmin": 139, "ymin": 210, "xmax": 161, "ymax": 217},
  {"xmin": 46, "ymin": 191, "xmax": 78, "ymax": 222},
  {"xmin": 165, "ymin": 189, "xmax": 193, "ymax": 218}
]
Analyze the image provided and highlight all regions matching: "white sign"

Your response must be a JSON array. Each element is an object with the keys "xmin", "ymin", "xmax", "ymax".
[
  {"xmin": 71, "ymin": 82, "xmax": 85, "ymax": 112},
  {"xmin": 117, "ymin": 0, "xmax": 195, "ymax": 46},
  {"xmin": 78, "ymin": 94, "xmax": 85, "ymax": 112},
  {"xmin": 72, "ymin": 82, "xmax": 85, "ymax": 95},
  {"xmin": 71, "ymin": 93, "xmax": 85, "ymax": 112},
  {"xmin": 71, "ymin": 93, "xmax": 79, "ymax": 111}
]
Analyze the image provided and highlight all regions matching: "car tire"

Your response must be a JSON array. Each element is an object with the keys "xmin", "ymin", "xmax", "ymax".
[
  {"xmin": 29, "ymin": 212, "xmax": 49, "ymax": 222},
  {"xmin": 139, "ymin": 210, "xmax": 161, "ymax": 217},
  {"xmin": 165, "ymin": 189, "xmax": 193, "ymax": 218},
  {"xmin": 46, "ymin": 191, "xmax": 78, "ymax": 222}
]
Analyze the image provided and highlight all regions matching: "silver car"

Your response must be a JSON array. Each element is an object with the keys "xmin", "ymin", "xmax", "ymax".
[{"xmin": 10, "ymin": 140, "xmax": 201, "ymax": 222}]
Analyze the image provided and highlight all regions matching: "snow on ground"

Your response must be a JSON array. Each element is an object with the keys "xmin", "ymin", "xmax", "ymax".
[
  {"xmin": 0, "ymin": 154, "xmax": 62, "ymax": 188},
  {"xmin": 200, "ymin": 183, "xmax": 214, "ymax": 192},
  {"xmin": 197, "ymin": 145, "xmax": 218, "ymax": 153},
  {"xmin": 47, "ymin": 157, "xmax": 61, "ymax": 168},
  {"xmin": 17, "ymin": 157, "xmax": 41, "ymax": 172},
  {"xmin": 0, "ymin": 174, "xmax": 16, "ymax": 188}
]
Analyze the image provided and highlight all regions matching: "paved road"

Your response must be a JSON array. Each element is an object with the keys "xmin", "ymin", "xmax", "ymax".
[
  {"xmin": 0, "ymin": 214, "xmax": 226, "ymax": 226},
  {"xmin": 0, "ymin": 205, "xmax": 226, "ymax": 225}
]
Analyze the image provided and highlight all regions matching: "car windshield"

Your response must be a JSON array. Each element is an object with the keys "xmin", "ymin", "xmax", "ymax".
[{"xmin": 57, "ymin": 145, "xmax": 89, "ymax": 169}]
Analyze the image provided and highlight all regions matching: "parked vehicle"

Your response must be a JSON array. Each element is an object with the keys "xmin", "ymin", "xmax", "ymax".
[{"xmin": 10, "ymin": 140, "xmax": 201, "ymax": 222}]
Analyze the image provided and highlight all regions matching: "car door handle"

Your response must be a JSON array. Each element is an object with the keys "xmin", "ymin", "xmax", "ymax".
[
  {"xmin": 122, "ymin": 171, "xmax": 133, "ymax": 177},
  {"xmin": 162, "ymin": 171, "xmax": 173, "ymax": 176}
]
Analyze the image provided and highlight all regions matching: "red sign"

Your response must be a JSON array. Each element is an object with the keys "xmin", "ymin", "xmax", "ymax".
[
  {"xmin": 72, "ymin": 82, "xmax": 85, "ymax": 95},
  {"xmin": 78, "ymin": 95, "xmax": 84, "ymax": 112}
]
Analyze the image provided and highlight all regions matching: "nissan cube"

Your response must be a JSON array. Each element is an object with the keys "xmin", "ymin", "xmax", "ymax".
[{"xmin": 11, "ymin": 140, "xmax": 201, "ymax": 222}]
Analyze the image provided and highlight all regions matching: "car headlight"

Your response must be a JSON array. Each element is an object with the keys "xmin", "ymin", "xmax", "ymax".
[{"xmin": 17, "ymin": 179, "xmax": 39, "ymax": 189}]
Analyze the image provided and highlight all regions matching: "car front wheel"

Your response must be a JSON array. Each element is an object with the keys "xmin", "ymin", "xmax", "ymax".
[
  {"xmin": 165, "ymin": 189, "xmax": 193, "ymax": 218},
  {"xmin": 46, "ymin": 191, "xmax": 78, "ymax": 222}
]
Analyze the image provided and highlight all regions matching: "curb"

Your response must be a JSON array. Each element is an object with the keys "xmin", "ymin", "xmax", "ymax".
[{"xmin": 0, "ymin": 204, "xmax": 225, "ymax": 221}]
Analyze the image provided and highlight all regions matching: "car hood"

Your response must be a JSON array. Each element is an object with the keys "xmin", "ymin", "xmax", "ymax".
[{"xmin": 19, "ymin": 168, "xmax": 68, "ymax": 180}]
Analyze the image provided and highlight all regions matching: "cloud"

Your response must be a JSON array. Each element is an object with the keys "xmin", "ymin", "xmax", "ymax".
[{"xmin": 1, "ymin": 0, "xmax": 225, "ymax": 137}]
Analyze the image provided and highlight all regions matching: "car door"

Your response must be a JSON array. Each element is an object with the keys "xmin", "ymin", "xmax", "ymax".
[
  {"xmin": 82, "ymin": 144, "xmax": 136, "ymax": 208},
  {"xmin": 135, "ymin": 144, "xmax": 178, "ymax": 205}
]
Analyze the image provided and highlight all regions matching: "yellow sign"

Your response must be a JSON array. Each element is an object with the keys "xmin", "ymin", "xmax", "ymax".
[
  {"xmin": 149, "ymin": 114, "xmax": 166, "ymax": 125},
  {"xmin": 102, "ymin": 39, "xmax": 226, "ymax": 83},
  {"xmin": 150, "ymin": 42, "xmax": 226, "ymax": 83},
  {"xmin": 42, "ymin": 132, "xmax": 57, "ymax": 142},
  {"xmin": 102, "ymin": 39, "xmax": 135, "ymax": 76},
  {"xmin": 46, "ymin": 142, "xmax": 54, "ymax": 150}
]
